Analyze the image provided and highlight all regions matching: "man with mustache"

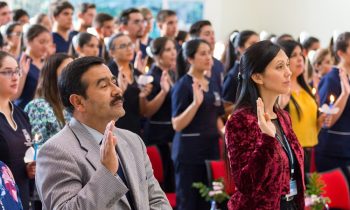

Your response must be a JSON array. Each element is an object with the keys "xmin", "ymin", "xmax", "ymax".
[{"xmin": 35, "ymin": 56, "xmax": 171, "ymax": 210}]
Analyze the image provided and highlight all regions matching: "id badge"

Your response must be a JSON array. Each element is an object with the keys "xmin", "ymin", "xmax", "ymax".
[{"xmin": 287, "ymin": 180, "xmax": 298, "ymax": 196}]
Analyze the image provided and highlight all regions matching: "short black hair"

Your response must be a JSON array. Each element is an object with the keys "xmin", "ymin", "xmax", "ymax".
[
  {"xmin": 156, "ymin": 10, "xmax": 176, "ymax": 23},
  {"xmin": 13, "ymin": 9, "xmax": 29, "ymax": 22},
  {"xmin": 118, "ymin": 8, "xmax": 141, "ymax": 25},
  {"xmin": 94, "ymin": 13, "xmax": 113, "ymax": 28},
  {"xmin": 189, "ymin": 20, "xmax": 211, "ymax": 38},
  {"xmin": 79, "ymin": 3, "xmax": 96, "ymax": 14},
  {"xmin": 50, "ymin": 1, "xmax": 74, "ymax": 17},
  {"xmin": 0, "ymin": 1, "xmax": 8, "ymax": 9},
  {"xmin": 59, "ymin": 56, "xmax": 105, "ymax": 113}
]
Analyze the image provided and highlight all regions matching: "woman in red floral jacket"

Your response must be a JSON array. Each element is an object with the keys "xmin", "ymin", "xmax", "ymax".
[{"xmin": 225, "ymin": 40, "xmax": 305, "ymax": 210}]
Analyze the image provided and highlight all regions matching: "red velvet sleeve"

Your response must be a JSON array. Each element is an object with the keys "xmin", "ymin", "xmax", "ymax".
[{"xmin": 225, "ymin": 110, "xmax": 284, "ymax": 208}]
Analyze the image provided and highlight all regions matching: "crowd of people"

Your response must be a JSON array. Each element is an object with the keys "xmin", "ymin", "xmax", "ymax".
[{"xmin": 0, "ymin": 0, "xmax": 349, "ymax": 210}]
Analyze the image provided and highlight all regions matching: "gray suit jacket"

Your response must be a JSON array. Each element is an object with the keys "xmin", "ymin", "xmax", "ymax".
[{"xmin": 36, "ymin": 118, "xmax": 172, "ymax": 210}]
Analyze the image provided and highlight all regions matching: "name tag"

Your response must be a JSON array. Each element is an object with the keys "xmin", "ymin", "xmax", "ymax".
[{"xmin": 287, "ymin": 180, "xmax": 298, "ymax": 197}]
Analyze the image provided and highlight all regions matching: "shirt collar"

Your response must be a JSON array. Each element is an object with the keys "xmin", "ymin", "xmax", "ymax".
[{"xmin": 82, "ymin": 123, "xmax": 104, "ymax": 145}]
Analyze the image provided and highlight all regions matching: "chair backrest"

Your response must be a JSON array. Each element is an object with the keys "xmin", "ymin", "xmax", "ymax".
[
  {"xmin": 146, "ymin": 146, "xmax": 164, "ymax": 183},
  {"xmin": 319, "ymin": 168, "xmax": 350, "ymax": 210},
  {"xmin": 205, "ymin": 160, "xmax": 235, "ymax": 195}
]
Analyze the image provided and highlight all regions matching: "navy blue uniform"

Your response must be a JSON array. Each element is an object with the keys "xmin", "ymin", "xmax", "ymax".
[
  {"xmin": 144, "ymin": 64, "xmax": 175, "ymax": 192},
  {"xmin": 108, "ymin": 61, "xmax": 142, "ymax": 136},
  {"xmin": 52, "ymin": 32, "xmax": 73, "ymax": 53},
  {"xmin": 222, "ymin": 61, "xmax": 240, "ymax": 104},
  {"xmin": 316, "ymin": 67, "xmax": 350, "ymax": 172},
  {"xmin": 15, "ymin": 60, "xmax": 40, "ymax": 109},
  {"xmin": 0, "ymin": 103, "xmax": 31, "ymax": 210},
  {"xmin": 171, "ymin": 74, "xmax": 222, "ymax": 210}
]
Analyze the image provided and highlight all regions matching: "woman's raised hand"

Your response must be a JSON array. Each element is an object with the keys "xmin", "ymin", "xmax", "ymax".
[{"xmin": 257, "ymin": 97, "xmax": 276, "ymax": 137}]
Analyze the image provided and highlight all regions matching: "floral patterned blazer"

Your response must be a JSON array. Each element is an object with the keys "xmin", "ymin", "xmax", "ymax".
[
  {"xmin": 225, "ymin": 107, "xmax": 305, "ymax": 210},
  {"xmin": 0, "ymin": 161, "xmax": 23, "ymax": 210}
]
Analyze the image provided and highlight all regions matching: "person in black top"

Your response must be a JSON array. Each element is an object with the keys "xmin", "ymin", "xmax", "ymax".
[
  {"xmin": 144, "ymin": 37, "xmax": 176, "ymax": 191},
  {"xmin": 0, "ymin": 51, "xmax": 35, "ymax": 210}
]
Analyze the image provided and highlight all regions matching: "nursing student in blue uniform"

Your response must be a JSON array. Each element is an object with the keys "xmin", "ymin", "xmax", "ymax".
[
  {"xmin": 316, "ymin": 32, "xmax": 350, "ymax": 172},
  {"xmin": 51, "ymin": 1, "xmax": 74, "ymax": 53},
  {"xmin": 144, "ymin": 37, "xmax": 176, "ymax": 192},
  {"xmin": 222, "ymin": 30, "xmax": 259, "ymax": 115},
  {"xmin": 172, "ymin": 39, "xmax": 224, "ymax": 210},
  {"xmin": 14, "ymin": 25, "xmax": 51, "ymax": 109},
  {"xmin": 0, "ymin": 51, "xmax": 35, "ymax": 210}
]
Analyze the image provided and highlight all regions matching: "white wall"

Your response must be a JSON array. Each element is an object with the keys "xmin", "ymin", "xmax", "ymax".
[{"xmin": 204, "ymin": 0, "xmax": 350, "ymax": 47}]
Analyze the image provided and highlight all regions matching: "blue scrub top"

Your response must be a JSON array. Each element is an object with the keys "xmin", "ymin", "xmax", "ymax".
[
  {"xmin": 222, "ymin": 61, "xmax": 240, "ymax": 104},
  {"xmin": 53, "ymin": 32, "xmax": 73, "ymax": 53},
  {"xmin": 171, "ymin": 74, "xmax": 222, "ymax": 163},
  {"xmin": 143, "ymin": 64, "xmax": 175, "ymax": 145},
  {"xmin": 15, "ymin": 60, "xmax": 40, "ymax": 109},
  {"xmin": 316, "ymin": 67, "xmax": 350, "ymax": 158}
]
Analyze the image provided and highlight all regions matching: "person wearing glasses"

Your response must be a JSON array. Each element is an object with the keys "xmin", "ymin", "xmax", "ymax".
[
  {"xmin": 107, "ymin": 33, "xmax": 151, "ymax": 137},
  {"xmin": 118, "ymin": 8, "xmax": 148, "ymax": 69},
  {"xmin": 0, "ymin": 51, "xmax": 34, "ymax": 210},
  {"xmin": 3, "ymin": 22, "xmax": 23, "ymax": 58}
]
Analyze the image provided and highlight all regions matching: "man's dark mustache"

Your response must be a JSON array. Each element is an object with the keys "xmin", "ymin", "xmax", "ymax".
[{"xmin": 110, "ymin": 95, "xmax": 124, "ymax": 106}]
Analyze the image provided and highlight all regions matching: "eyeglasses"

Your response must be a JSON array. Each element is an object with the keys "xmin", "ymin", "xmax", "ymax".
[
  {"xmin": 131, "ymin": 19, "xmax": 146, "ymax": 25},
  {"xmin": 0, "ymin": 68, "xmax": 22, "ymax": 78},
  {"xmin": 114, "ymin": 42, "xmax": 135, "ymax": 50}
]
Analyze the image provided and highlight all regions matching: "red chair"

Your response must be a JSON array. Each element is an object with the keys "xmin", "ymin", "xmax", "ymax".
[
  {"xmin": 205, "ymin": 160, "xmax": 235, "ymax": 195},
  {"xmin": 318, "ymin": 168, "xmax": 350, "ymax": 210},
  {"xmin": 146, "ymin": 146, "xmax": 176, "ymax": 208}
]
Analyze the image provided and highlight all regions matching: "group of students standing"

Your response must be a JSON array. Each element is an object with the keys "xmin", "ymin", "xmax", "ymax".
[{"xmin": 0, "ymin": 0, "xmax": 350, "ymax": 210}]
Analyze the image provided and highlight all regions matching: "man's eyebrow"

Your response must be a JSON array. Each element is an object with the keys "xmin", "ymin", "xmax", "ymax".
[{"xmin": 96, "ymin": 77, "xmax": 109, "ymax": 86}]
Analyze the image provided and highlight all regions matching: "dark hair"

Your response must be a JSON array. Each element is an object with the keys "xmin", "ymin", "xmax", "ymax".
[
  {"xmin": 0, "ymin": 51, "xmax": 15, "ymax": 68},
  {"xmin": 119, "ymin": 8, "xmax": 141, "ymax": 25},
  {"xmin": 334, "ymin": 32, "xmax": 350, "ymax": 64},
  {"xmin": 278, "ymin": 40, "xmax": 316, "ymax": 119},
  {"xmin": 175, "ymin": 30, "xmax": 188, "ymax": 46},
  {"xmin": 74, "ymin": 32, "xmax": 97, "ymax": 48},
  {"xmin": 302, "ymin": 36, "xmax": 320, "ymax": 50},
  {"xmin": 0, "ymin": 1, "xmax": 7, "ymax": 9},
  {"xmin": 4, "ymin": 22, "xmax": 21, "ymax": 37},
  {"xmin": 79, "ymin": 2, "xmax": 95, "ymax": 14},
  {"xmin": 235, "ymin": 40, "xmax": 281, "ymax": 112},
  {"xmin": 59, "ymin": 56, "xmax": 105, "ymax": 113},
  {"xmin": 222, "ymin": 30, "xmax": 258, "ymax": 73},
  {"xmin": 107, "ymin": 32, "xmax": 126, "ymax": 52},
  {"xmin": 25, "ymin": 24, "xmax": 50, "ymax": 42},
  {"xmin": 36, "ymin": 53, "xmax": 73, "ymax": 125},
  {"xmin": 189, "ymin": 20, "xmax": 211, "ymax": 38},
  {"xmin": 93, "ymin": 13, "xmax": 113, "ymax": 28},
  {"xmin": 12, "ymin": 9, "xmax": 29, "ymax": 22},
  {"xmin": 156, "ymin": 9, "xmax": 176, "ymax": 23},
  {"xmin": 150, "ymin": 36, "xmax": 176, "ymax": 57},
  {"xmin": 176, "ymin": 39, "xmax": 210, "ymax": 80},
  {"xmin": 50, "ymin": 1, "xmax": 74, "ymax": 17},
  {"xmin": 276, "ymin": 33, "xmax": 294, "ymax": 44}
]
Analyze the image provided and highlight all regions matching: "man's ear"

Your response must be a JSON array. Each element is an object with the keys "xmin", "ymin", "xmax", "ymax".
[
  {"xmin": 69, "ymin": 94, "xmax": 85, "ymax": 113},
  {"xmin": 251, "ymin": 73, "xmax": 264, "ymax": 85}
]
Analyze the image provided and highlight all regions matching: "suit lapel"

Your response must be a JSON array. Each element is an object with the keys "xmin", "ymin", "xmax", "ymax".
[
  {"xmin": 68, "ymin": 118, "xmax": 100, "ymax": 171},
  {"xmin": 116, "ymin": 131, "xmax": 141, "ymax": 210}
]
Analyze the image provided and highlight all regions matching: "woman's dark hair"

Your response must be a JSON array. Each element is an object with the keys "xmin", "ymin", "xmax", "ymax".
[
  {"xmin": 0, "ymin": 51, "xmax": 15, "ymax": 68},
  {"xmin": 74, "ymin": 32, "xmax": 97, "ymax": 48},
  {"xmin": 176, "ymin": 39, "xmax": 210, "ymax": 80},
  {"xmin": 334, "ymin": 32, "xmax": 350, "ymax": 64},
  {"xmin": 36, "ymin": 53, "xmax": 73, "ymax": 126},
  {"xmin": 222, "ymin": 30, "xmax": 258, "ymax": 74},
  {"xmin": 59, "ymin": 56, "xmax": 105, "ymax": 113},
  {"xmin": 4, "ymin": 22, "xmax": 21, "ymax": 37},
  {"xmin": 150, "ymin": 36, "xmax": 176, "ymax": 57},
  {"xmin": 25, "ymin": 24, "xmax": 49, "ymax": 42},
  {"xmin": 175, "ymin": 30, "xmax": 188, "ymax": 46},
  {"xmin": 12, "ymin": 9, "xmax": 29, "ymax": 22},
  {"xmin": 278, "ymin": 40, "xmax": 316, "ymax": 119},
  {"xmin": 235, "ymin": 40, "xmax": 281, "ymax": 112}
]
